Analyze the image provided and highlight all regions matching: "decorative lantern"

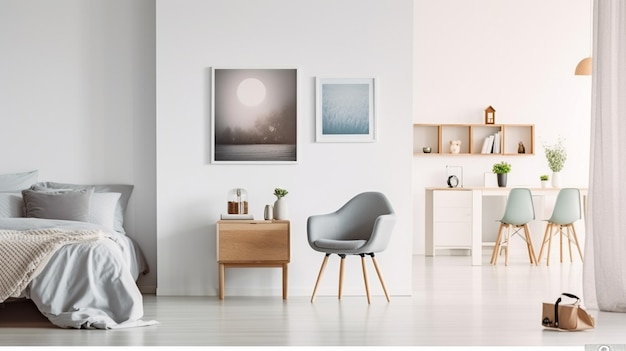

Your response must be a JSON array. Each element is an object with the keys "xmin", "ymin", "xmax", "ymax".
[{"xmin": 485, "ymin": 105, "xmax": 495, "ymax": 124}]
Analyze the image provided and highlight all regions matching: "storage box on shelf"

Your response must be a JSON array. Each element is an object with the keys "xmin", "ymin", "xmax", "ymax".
[{"xmin": 413, "ymin": 123, "xmax": 534, "ymax": 156}]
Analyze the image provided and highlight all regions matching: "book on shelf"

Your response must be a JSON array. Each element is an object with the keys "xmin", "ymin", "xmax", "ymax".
[
  {"xmin": 220, "ymin": 213, "xmax": 254, "ymax": 220},
  {"xmin": 493, "ymin": 131, "xmax": 501, "ymax": 154},
  {"xmin": 481, "ymin": 135, "xmax": 494, "ymax": 154}
]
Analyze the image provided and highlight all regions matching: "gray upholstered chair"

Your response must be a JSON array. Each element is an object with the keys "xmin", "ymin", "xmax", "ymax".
[{"xmin": 307, "ymin": 192, "xmax": 396, "ymax": 303}]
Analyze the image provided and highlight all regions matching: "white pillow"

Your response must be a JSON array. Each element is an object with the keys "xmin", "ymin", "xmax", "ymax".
[
  {"xmin": 0, "ymin": 170, "xmax": 38, "ymax": 191},
  {"xmin": 0, "ymin": 192, "xmax": 24, "ymax": 218},
  {"xmin": 89, "ymin": 192, "xmax": 122, "ymax": 231}
]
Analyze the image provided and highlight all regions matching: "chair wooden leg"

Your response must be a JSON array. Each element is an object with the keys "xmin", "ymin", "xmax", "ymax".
[
  {"xmin": 370, "ymin": 254, "xmax": 390, "ymax": 302},
  {"xmin": 491, "ymin": 224, "xmax": 506, "ymax": 265},
  {"xmin": 569, "ymin": 224, "xmax": 584, "ymax": 262},
  {"xmin": 523, "ymin": 224, "xmax": 537, "ymax": 265},
  {"xmin": 504, "ymin": 225, "xmax": 511, "ymax": 266},
  {"xmin": 537, "ymin": 223, "xmax": 552, "ymax": 265},
  {"xmin": 565, "ymin": 225, "xmax": 574, "ymax": 262},
  {"xmin": 311, "ymin": 254, "xmax": 330, "ymax": 303},
  {"xmin": 521, "ymin": 225, "xmax": 533, "ymax": 264},
  {"xmin": 490, "ymin": 230, "xmax": 499, "ymax": 264},
  {"xmin": 360, "ymin": 254, "xmax": 371, "ymax": 304},
  {"xmin": 559, "ymin": 225, "xmax": 564, "ymax": 263},
  {"xmin": 338, "ymin": 254, "xmax": 346, "ymax": 300},
  {"xmin": 546, "ymin": 224, "xmax": 554, "ymax": 265}
]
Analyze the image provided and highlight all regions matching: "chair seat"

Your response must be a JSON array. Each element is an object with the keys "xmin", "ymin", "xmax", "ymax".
[{"xmin": 314, "ymin": 239, "xmax": 367, "ymax": 251}]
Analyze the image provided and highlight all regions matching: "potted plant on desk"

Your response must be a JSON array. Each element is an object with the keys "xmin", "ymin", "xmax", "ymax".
[
  {"xmin": 540, "ymin": 174, "xmax": 550, "ymax": 188},
  {"xmin": 492, "ymin": 161, "xmax": 511, "ymax": 188}
]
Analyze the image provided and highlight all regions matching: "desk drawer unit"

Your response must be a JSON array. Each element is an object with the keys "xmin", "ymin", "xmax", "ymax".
[{"xmin": 432, "ymin": 190, "xmax": 472, "ymax": 248}]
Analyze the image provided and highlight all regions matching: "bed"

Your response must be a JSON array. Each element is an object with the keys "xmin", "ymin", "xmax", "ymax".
[{"xmin": 0, "ymin": 170, "xmax": 153, "ymax": 329}]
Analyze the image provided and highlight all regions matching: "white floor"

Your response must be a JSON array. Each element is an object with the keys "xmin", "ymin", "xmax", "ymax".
[{"xmin": 0, "ymin": 253, "xmax": 625, "ymax": 349}]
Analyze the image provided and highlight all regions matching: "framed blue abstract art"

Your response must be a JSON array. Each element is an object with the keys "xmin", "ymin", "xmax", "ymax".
[{"xmin": 315, "ymin": 77, "xmax": 376, "ymax": 143}]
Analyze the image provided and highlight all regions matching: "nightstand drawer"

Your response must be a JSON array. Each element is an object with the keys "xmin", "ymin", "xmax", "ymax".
[{"xmin": 217, "ymin": 221, "xmax": 290, "ymax": 262}]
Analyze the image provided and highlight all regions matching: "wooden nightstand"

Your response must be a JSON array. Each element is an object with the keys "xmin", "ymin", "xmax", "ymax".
[{"xmin": 216, "ymin": 220, "xmax": 290, "ymax": 299}]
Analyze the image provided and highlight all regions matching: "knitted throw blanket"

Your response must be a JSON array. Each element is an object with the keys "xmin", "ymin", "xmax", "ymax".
[{"xmin": 0, "ymin": 228, "xmax": 105, "ymax": 302}]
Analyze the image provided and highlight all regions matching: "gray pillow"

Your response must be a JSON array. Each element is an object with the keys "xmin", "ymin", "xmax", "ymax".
[
  {"xmin": 34, "ymin": 182, "xmax": 133, "ymax": 234},
  {"xmin": 29, "ymin": 185, "xmax": 121, "ymax": 230},
  {"xmin": 22, "ymin": 188, "xmax": 94, "ymax": 222},
  {"xmin": 0, "ymin": 170, "xmax": 38, "ymax": 191}
]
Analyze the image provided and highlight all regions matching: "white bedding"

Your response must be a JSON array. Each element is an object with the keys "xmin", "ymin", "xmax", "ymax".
[{"xmin": 0, "ymin": 217, "xmax": 150, "ymax": 329}]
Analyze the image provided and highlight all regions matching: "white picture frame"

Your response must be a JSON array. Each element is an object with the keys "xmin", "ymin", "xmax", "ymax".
[
  {"xmin": 315, "ymin": 77, "xmax": 376, "ymax": 143},
  {"xmin": 211, "ymin": 67, "xmax": 298, "ymax": 164}
]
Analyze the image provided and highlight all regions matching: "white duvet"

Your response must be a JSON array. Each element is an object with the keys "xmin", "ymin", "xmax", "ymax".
[{"xmin": 0, "ymin": 218, "xmax": 151, "ymax": 329}]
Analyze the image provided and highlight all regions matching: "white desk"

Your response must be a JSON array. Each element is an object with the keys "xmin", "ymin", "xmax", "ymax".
[{"xmin": 425, "ymin": 187, "xmax": 587, "ymax": 265}]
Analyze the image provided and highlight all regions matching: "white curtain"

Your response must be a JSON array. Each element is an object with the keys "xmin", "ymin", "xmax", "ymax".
[{"xmin": 583, "ymin": 0, "xmax": 626, "ymax": 312}]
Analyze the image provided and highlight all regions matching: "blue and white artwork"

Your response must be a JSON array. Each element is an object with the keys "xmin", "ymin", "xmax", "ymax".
[
  {"xmin": 322, "ymin": 84, "xmax": 370, "ymax": 135},
  {"xmin": 316, "ymin": 77, "xmax": 375, "ymax": 142}
]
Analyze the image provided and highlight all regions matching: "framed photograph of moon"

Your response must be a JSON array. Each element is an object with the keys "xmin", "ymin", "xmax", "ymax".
[
  {"xmin": 315, "ymin": 77, "xmax": 376, "ymax": 142},
  {"xmin": 211, "ymin": 68, "xmax": 297, "ymax": 163}
]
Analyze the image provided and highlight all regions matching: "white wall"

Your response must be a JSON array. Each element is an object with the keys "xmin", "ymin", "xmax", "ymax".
[
  {"xmin": 0, "ymin": 0, "xmax": 592, "ymax": 298},
  {"xmin": 156, "ymin": 0, "xmax": 415, "ymax": 296},
  {"xmin": 412, "ymin": 0, "xmax": 592, "ymax": 254},
  {"xmin": 0, "ymin": 0, "xmax": 157, "ymax": 292}
]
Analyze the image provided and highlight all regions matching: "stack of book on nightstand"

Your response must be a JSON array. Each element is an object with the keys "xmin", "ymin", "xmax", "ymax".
[{"xmin": 220, "ymin": 213, "xmax": 254, "ymax": 220}]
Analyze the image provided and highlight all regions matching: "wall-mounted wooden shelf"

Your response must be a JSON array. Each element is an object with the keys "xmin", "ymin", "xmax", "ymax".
[{"xmin": 413, "ymin": 123, "xmax": 534, "ymax": 156}]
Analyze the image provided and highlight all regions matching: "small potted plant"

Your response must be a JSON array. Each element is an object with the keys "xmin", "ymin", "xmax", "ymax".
[
  {"xmin": 273, "ymin": 188, "xmax": 288, "ymax": 220},
  {"xmin": 540, "ymin": 174, "xmax": 550, "ymax": 188},
  {"xmin": 492, "ymin": 161, "xmax": 511, "ymax": 187}
]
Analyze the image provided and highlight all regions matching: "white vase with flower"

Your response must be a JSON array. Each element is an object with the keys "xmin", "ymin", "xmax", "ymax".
[{"xmin": 544, "ymin": 138, "xmax": 567, "ymax": 188}]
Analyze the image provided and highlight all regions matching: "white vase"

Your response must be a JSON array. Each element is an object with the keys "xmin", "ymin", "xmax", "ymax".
[
  {"xmin": 541, "ymin": 180, "xmax": 550, "ymax": 188},
  {"xmin": 552, "ymin": 172, "xmax": 561, "ymax": 188},
  {"xmin": 273, "ymin": 197, "xmax": 288, "ymax": 220}
]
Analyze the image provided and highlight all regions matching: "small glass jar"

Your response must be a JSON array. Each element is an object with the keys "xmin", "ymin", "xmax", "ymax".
[{"xmin": 227, "ymin": 188, "xmax": 248, "ymax": 214}]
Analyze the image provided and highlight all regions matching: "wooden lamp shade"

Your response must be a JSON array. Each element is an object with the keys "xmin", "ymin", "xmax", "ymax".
[{"xmin": 575, "ymin": 57, "xmax": 592, "ymax": 75}]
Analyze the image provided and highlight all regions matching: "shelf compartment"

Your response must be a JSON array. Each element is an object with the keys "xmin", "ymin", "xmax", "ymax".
[{"xmin": 414, "ymin": 123, "xmax": 534, "ymax": 156}]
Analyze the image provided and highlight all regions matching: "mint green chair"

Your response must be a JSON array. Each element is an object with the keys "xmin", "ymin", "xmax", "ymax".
[
  {"xmin": 537, "ymin": 188, "xmax": 584, "ymax": 265},
  {"xmin": 490, "ymin": 188, "xmax": 538, "ymax": 265}
]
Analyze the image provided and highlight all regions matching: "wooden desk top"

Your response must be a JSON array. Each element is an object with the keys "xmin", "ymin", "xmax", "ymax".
[
  {"xmin": 217, "ymin": 220, "xmax": 290, "ymax": 224},
  {"xmin": 426, "ymin": 186, "xmax": 588, "ymax": 191}
]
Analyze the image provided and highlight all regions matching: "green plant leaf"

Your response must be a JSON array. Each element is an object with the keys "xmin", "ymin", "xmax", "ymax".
[{"xmin": 492, "ymin": 161, "xmax": 511, "ymax": 174}]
